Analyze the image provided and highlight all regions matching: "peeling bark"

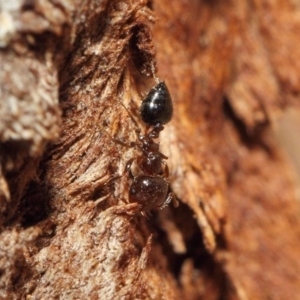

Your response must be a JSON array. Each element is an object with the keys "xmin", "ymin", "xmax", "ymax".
[{"xmin": 1, "ymin": 0, "xmax": 300, "ymax": 299}]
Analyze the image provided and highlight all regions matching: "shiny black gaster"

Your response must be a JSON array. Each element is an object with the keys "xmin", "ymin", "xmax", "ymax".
[{"xmin": 140, "ymin": 82, "xmax": 173, "ymax": 125}]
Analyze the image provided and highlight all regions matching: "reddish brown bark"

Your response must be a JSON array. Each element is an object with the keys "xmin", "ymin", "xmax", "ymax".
[{"xmin": 1, "ymin": 0, "xmax": 300, "ymax": 299}]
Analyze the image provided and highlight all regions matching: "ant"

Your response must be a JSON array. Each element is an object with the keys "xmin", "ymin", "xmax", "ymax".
[
  {"xmin": 113, "ymin": 80, "xmax": 178, "ymax": 214},
  {"xmin": 126, "ymin": 81, "xmax": 177, "ymax": 213}
]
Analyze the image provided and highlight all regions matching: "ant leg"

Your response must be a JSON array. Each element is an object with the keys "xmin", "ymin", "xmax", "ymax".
[
  {"xmin": 141, "ymin": 210, "xmax": 151, "ymax": 219},
  {"xmin": 119, "ymin": 196, "xmax": 129, "ymax": 204},
  {"xmin": 160, "ymin": 193, "xmax": 172, "ymax": 209},
  {"xmin": 164, "ymin": 163, "xmax": 169, "ymax": 178},
  {"xmin": 161, "ymin": 192, "xmax": 179, "ymax": 209},
  {"xmin": 117, "ymin": 99, "xmax": 142, "ymax": 138},
  {"xmin": 171, "ymin": 192, "xmax": 179, "ymax": 208},
  {"xmin": 114, "ymin": 138, "xmax": 136, "ymax": 149},
  {"xmin": 125, "ymin": 157, "xmax": 135, "ymax": 177},
  {"xmin": 116, "ymin": 99, "xmax": 146, "ymax": 153},
  {"xmin": 100, "ymin": 125, "xmax": 136, "ymax": 149},
  {"xmin": 160, "ymin": 152, "xmax": 168, "ymax": 160}
]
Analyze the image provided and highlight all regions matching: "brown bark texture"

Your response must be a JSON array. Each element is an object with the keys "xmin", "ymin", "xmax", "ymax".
[{"xmin": 1, "ymin": 0, "xmax": 300, "ymax": 299}]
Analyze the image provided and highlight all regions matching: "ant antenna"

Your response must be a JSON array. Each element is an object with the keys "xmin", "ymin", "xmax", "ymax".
[
  {"xmin": 119, "ymin": 68, "xmax": 147, "ymax": 137},
  {"xmin": 117, "ymin": 98, "xmax": 142, "ymax": 136},
  {"xmin": 100, "ymin": 122, "xmax": 135, "ymax": 149},
  {"xmin": 98, "ymin": 97, "xmax": 144, "ymax": 153}
]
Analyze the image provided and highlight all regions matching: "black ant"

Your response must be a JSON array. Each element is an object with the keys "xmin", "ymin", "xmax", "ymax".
[
  {"xmin": 114, "ymin": 80, "xmax": 178, "ymax": 214},
  {"xmin": 126, "ymin": 81, "xmax": 178, "ymax": 213}
]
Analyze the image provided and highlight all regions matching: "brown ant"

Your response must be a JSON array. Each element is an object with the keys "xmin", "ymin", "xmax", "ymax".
[{"xmin": 115, "ymin": 81, "xmax": 178, "ymax": 214}]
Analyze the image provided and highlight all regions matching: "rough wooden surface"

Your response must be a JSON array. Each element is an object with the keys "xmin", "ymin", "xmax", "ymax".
[{"xmin": 1, "ymin": 0, "xmax": 300, "ymax": 299}]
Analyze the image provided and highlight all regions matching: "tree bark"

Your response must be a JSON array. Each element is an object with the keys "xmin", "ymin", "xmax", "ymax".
[{"xmin": 1, "ymin": 0, "xmax": 300, "ymax": 299}]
